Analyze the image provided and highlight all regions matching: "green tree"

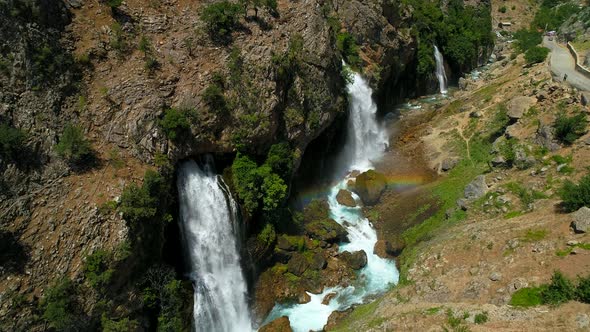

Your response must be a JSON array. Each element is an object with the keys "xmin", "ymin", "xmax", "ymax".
[
  {"xmin": 524, "ymin": 46, "xmax": 549, "ymax": 64},
  {"xmin": 84, "ymin": 250, "xmax": 114, "ymax": 290},
  {"xmin": 160, "ymin": 108, "xmax": 191, "ymax": 141},
  {"xmin": 56, "ymin": 123, "xmax": 93, "ymax": 164},
  {"xmin": 231, "ymin": 153, "xmax": 261, "ymax": 213},
  {"xmin": 0, "ymin": 123, "xmax": 26, "ymax": 160},
  {"xmin": 201, "ymin": 1, "xmax": 244, "ymax": 41},
  {"xmin": 42, "ymin": 279, "xmax": 78, "ymax": 330}
]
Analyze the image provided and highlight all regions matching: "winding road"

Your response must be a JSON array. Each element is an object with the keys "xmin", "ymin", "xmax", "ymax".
[{"xmin": 543, "ymin": 37, "xmax": 590, "ymax": 92}]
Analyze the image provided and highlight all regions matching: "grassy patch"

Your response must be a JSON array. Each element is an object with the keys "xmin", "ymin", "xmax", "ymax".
[
  {"xmin": 556, "ymin": 243, "xmax": 590, "ymax": 256},
  {"xmin": 509, "ymin": 287, "xmax": 544, "ymax": 307},
  {"xmin": 504, "ymin": 210, "xmax": 523, "ymax": 219},
  {"xmin": 521, "ymin": 229, "xmax": 547, "ymax": 242},
  {"xmin": 330, "ymin": 298, "xmax": 382, "ymax": 332}
]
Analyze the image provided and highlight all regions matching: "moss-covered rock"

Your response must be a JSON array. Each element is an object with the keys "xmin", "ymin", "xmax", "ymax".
[
  {"xmin": 303, "ymin": 199, "xmax": 347, "ymax": 243},
  {"xmin": 336, "ymin": 189, "xmax": 356, "ymax": 207},
  {"xmin": 339, "ymin": 250, "xmax": 368, "ymax": 270},
  {"xmin": 354, "ymin": 170, "xmax": 387, "ymax": 205}
]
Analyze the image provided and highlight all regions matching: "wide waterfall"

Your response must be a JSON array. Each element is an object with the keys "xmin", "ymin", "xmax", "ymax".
[
  {"xmin": 177, "ymin": 159, "xmax": 253, "ymax": 332},
  {"xmin": 264, "ymin": 70, "xmax": 399, "ymax": 332},
  {"xmin": 434, "ymin": 45, "xmax": 448, "ymax": 94}
]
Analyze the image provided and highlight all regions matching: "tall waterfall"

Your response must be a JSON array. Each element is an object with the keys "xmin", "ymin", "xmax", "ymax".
[
  {"xmin": 264, "ymin": 70, "xmax": 398, "ymax": 332},
  {"xmin": 434, "ymin": 45, "xmax": 448, "ymax": 94},
  {"xmin": 177, "ymin": 159, "xmax": 253, "ymax": 332}
]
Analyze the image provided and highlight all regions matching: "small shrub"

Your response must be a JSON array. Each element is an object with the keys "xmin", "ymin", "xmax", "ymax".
[
  {"xmin": 101, "ymin": 314, "xmax": 138, "ymax": 332},
  {"xmin": 559, "ymin": 173, "xmax": 590, "ymax": 212},
  {"xmin": 201, "ymin": 1, "xmax": 244, "ymax": 41},
  {"xmin": 257, "ymin": 223, "xmax": 276, "ymax": 246},
  {"xmin": 103, "ymin": 0, "xmax": 122, "ymax": 9},
  {"xmin": 84, "ymin": 249, "xmax": 114, "ymax": 289},
  {"xmin": 56, "ymin": 124, "xmax": 93, "ymax": 164},
  {"xmin": 554, "ymin": 113, "xmax": 588, "ymax": 145},
  {"xmin": 509, "ymin": 287, "xmax": 544, "ymax": 307},
  {"xmin": 498, "ymin": 6, "xmax": 507, "ymax": 13},
  {"xmin": 474, "ymin": 312, "xmax": 488, "ymax": 324},
  {"xmin": 524, "ymin": 46, "xmax": 549, "ymax": 64},
  {"xmin": 542, "ymin": 270, "xmax": 575, "ymax": 305},
  {"xmin": 576, "ymin": 275, "xmax": 590, "ymax": 303},
  {"xmin": 202, "ymin": 83, "xmax": 227, "ymax": 113},
  {"xmin": 110, "ymin": 22, "xmax": 128, "ymax": 55},
  {"xmin": 0, "ymin": 123, "xmax": 26, "ymax": 160},
  {"xmin": 119, "ymin": 171, "xmax": 165, "ymax": 224},
  {"xmin": 336, "ymin": 32, "xmax": 361, "ymax": 68},
  {"xmin": 42, "ymin": 279, "xmax": 78, "ymax": 330},
  {"xmin": 160, "ymin": 108, "xmax": 190, "ymax": 141}
]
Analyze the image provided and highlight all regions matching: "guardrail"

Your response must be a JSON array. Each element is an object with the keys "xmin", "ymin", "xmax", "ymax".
[{"xmin": 567, "ymin": 42, "xmax": 590, "ymax": 79}]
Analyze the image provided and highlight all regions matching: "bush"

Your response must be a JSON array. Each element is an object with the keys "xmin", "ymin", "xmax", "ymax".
[
  {"xmin": 542, "ymin": 270, "xmax": 576, "ymax": 305},
  {"xmin": 84, "ymin": 249, "xmax": 114, "ymax": 290},
  {"xmin": 0, "ymin": 123, "xmax": 26, "ymax": 160},
  {"xmin": 232, "ymin": 153, "xmax": 262, "ymax": 213},
  {"xmin": 576, "ymin": 275, "xmax": 590, "ymax": 303},
  {"xmin": 42, "ymin": 279, "xmax": 78, "ymax": 330},
  {"xmin": 119, "ymin": 170, "xmax": 168, "ymax": 224},
  {"xmin": 498, "ymin": 5, "xmax": 507, "ymax": 13},
  {"xmin": 264, "ymin": 142, "xmax": 293, "ymax": 178},
  {"xmin": 202, "ymin": 83, "xmax": 227, "ymax": 113},
  {"xmin": 201, "ymin": 1, "xmax": 244, "ymax": 41},
  {"xmin": 271, "ymin": 34, "xmax": 303, "ymax": 83},
  {"xmin": 336, "ymin": 32, "xmax": 361, "ymax": 68},
  {"xmin": 474, "ymin": 312, "xmax": 488, "ymax": 324},
  {"xmin": 160, "ymin": 108, "xmax": 191, "ymax": 141},
  {"xmin": 513, "ymin": 29, "xmax": 542, "ymax": 53},
  {"xmin": 101, "ymin": 314, "xmax": 138, "ymax": 332},
  {"xmin": 56, "ymin": 123, "xmax": 93, "ymax": 164},
  {"xmin": 554, "ymin": 113, "xmax": 588, "ymax": 145},
  {"xmin": 560, "ymin": 173, "xmax": 590, "ymax": 212},
  {"xmin": 524, "ymin": 46, "xmax": 549, "ymax": 64}
]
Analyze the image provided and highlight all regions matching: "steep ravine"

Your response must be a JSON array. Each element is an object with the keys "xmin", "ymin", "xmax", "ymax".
[{"xmin": 0, "ymin": 0, "xmax": 493, "ymax": 330}]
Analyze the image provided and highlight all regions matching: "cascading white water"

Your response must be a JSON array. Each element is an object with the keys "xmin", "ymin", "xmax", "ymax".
[
  {"xmin": 263, "ymin": 70, "xmax": 399, "ymax": 332},
  {"xmin": 177, "ymin": 159, "xmax": 253, "ymax": 332},
  {"xmin": 434, "ymin": 45, "xmax": 448, "ymax": 94}
]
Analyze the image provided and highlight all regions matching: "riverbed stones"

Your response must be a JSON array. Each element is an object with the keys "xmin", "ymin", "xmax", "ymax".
[
  {"xmin": 354, "ymin": 170, "xmax": 387, "ymax": 205},
  {"xmin": 259, "ymin": 316, "xmax": 293, "ymax": 332},
  {"xmin": 336, "ymin": 189, "xmax": 356, "ymax": 207},
  {"xmin": 340, "ymin": 250, "xmax": 368, "ymax": 270},
  {"xmin": 571, "ymin": 207, "xmax": 590, "ymax": 233}
]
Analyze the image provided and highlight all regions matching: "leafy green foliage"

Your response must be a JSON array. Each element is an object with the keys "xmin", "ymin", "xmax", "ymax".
[
  {"xmin": 474, "ymin": 312, "xmax": 488, "ymax": 324},
  {"xmin": 203, "ymin": 83, "xmax": 228, "ymax": 114},
  {"xmin": 231, "ymin": 143, "xmax": 292, "ymax": 216},
  {"xmin": 498, "ymin": 5, "xmax": 507, "ymax": 13},
  {"xmin": 160, "ymin": 108, "xmax": 191, "ymax": 141},
  {"xmin": 554, "ymin": 113, "xmax": 588, "ymax": 145},
  {"xmin": 509, "ymin": 286, "xmax": 544, "ymax": 307},
  {"xmin": 0, "ymin": 123, "xmax": 26, "ymax": 160},
  {"xmin": 272, "ymin": 34, "xmax": 304, "ymax": 83},
  {"xmin": 41, "ymin": 279, "xmax": 78, "ymax": 330},
  {"xmin": 514, "ymin": 29, "xmax": 542, "ymax": 53},
  {"xmin": 542, "ymin": 271, "xmax": 576, "ymax": 305},
  {"xmin": 119, "ymin": 170, "xmax": 169, "ymax": 225},
  {"xmin": 257, "ymin": 222, "xmax": 276, "ymax": 246},
  {"xmin": 524, "ymin": 46, "xmax": 549, "ymax": 64},
  {"xmin": 101, "ymin": 314, "xmax": 138, "ymax": 332},
  {"xmin": 336, "ymin": 32, "xmax": 361, "ymax": 68},
  {"xmin": 84, "ymin": 250, "xmax": 114, "ymax": 290},
  {"xmin": 531, "ymin": 0, "xmax": 578, "ymax": 31},
  {"xmin": 576, "ymin": 275, "xmax": 590, "ymax": 303},
  {"xmin": 201, "ymin": 1, "xmax": 244, "ymax": 41},
  {"xmin": 56, "ymin": 123, "xmax": 93, "ymax": 164},
  {"xmin": 560, "ymin": 173, "xmax": 590, "ymax": 212},
  {"xmin": 103, "ymin": 0, "xmax": 122, "ymax": 9}
]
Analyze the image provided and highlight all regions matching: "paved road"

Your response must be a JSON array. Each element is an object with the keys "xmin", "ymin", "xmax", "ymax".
[{"xmin": 543, "ymin": 37, "xmax": 590, "ymax": 92}]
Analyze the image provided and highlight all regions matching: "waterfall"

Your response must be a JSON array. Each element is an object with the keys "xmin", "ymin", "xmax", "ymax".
[
  {"xmin": 434, "ymin": 45, "xmax": 448, "ymax": 94},
  {"xmin": 263, "ymin": 70, "xmax": 398, "ymax": 332},
  {"xmin": 177, "ymin": 159, "xmax": 253, "ymax": 332}
]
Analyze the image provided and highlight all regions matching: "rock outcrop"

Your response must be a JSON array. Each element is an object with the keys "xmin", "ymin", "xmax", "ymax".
[
  {"xmin": 571, "ymin": 207, "xmax": 590, "ymax": 233},
  {"xmin": 260, "ymin": 316, "xmax": 293, "ymax": 332},
  {"xmin": 336, "ymin": 189, "xmax": 356, "ymax": 207},
  {"xmin": 354, "ymin": 170, "xmax": 387, "ymax": 205}
]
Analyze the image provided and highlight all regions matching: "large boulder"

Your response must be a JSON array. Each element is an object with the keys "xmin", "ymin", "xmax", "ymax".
[
  {"xmin": 287, "ymin": 253, "xmax": 310, "ymax": 276},
  {"xmin": 259, "ymin": 316, "xmax": 293, "ymax": 332},
  {"xmin": 336, "ymin": 189, "xmax": 356, "ymax": 207},
  {"xmin": 339, "ymin": 250, "xmax": 368, "ymax": 270},
  {"xmin": 464, "ymin": 175, "xmax": 488, "ymax": 200},
  {"xmin": 571, "ymin": 207, "xmax": 590, "ymax": 233},
  {"xmin": 354, "ymin": 170, "xmax": 387, "ymax": 205},
  {"xmin": 507, "ymin": 96, "xmax": 535, "ymax": 120},
  {"xmin": 303, "ymin": 200, "xmax": 348, "ymax": 243},
  {"xmin": 374, "ymin": 238, "xmax": 405, "ymax": 258}
]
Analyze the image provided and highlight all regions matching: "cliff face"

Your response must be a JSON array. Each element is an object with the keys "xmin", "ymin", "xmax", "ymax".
[{"xmin": 0, "ymin": 0, "xmax": 489, "ymax": 329}]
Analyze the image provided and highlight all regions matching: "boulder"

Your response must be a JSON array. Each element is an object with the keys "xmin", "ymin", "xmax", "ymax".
[
  {"xmin": 374, "ymin": 238, "xmax": 405, "ymax": 258},
  {"xmin": 324, "ymin": 309, "xmax": 353, "ymax": 331},
  {"xmin": 464, "ymin": 175, "xmax": 487, "ymax": 200},
  {"xmin": 322, "ymin": 292, "xmax": 337, "ymax": 305},
  {"xmin": 354, "ymin": 170, "xmax": 387, "ymax": 205},
  {"xmin": 304, "ymin": 218, "xmax": 347, "ymax": 243},
  {"xmin": 287, "ymin": 253, "xmax": 310, "ymax": 276},
  {"xmin": 459, "ymin": 77, "xmax": 469, "ymax": 90},
  {"xmin": 336, "ymin": 189, "xmax": 356, "ymax": 207},
  {"xmin": 309, "ymin": 251, "xmax": 327, "ymax": 270},
  {"xmin": 507, "ymin": 96, "xmax": 535, "ymax": 120},
  {"xmin": 571, "ymin": 207, "xmax": 590, "ymax": 233},
  {"xmin": 491, "ymin": 155, "xmax": 506, "ymax": 167},
  {"xmin": 298, "ymin": 292, "xmax": 311, "ymax": 304},
  {"xmin": 339, "ymin": 250, "xmax": 368, "ymax": 270},
  {"xmin": 441, "ymin": 158, "xmax": 459, "ymax": 172},
  {"xmin": 259, "ymin": 316, "xmax": 293, "ymax": 332}
]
